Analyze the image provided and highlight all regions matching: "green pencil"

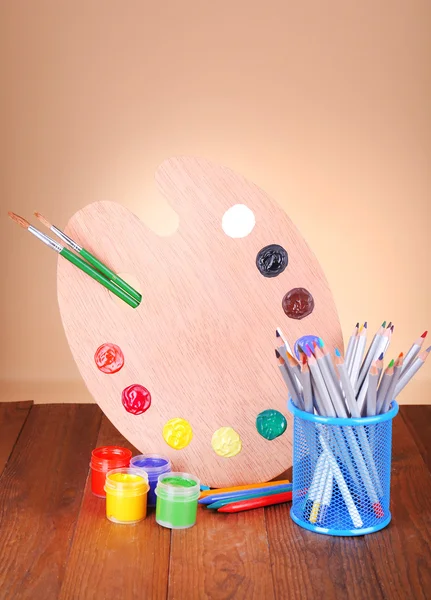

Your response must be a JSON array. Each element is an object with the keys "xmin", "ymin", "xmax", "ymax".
[
  {"xmin": 34, "ymin": 212, "xmax": 142, "ymax": 304},
  {"xmin": 206, "ymin": 486, "xmax": 292, "ymax": 510},
  {"xmin": 9, "ymin": 212, "xmax": 139, "ymax": 309}
]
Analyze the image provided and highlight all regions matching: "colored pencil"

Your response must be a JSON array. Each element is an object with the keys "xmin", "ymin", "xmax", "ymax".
[
  {"xmin": 351, "ymin": 322, "xmax": 368, "ymax": 391},
  {"xmin": 376, "ymin": 359, "xmax": 394, "ymax": 414},
  {"xmin": 199, "ymin": 483, "xmax": 292, "ymax": 505},
  {"xmin": 357, "ymin": 321, "xmax": 386, "ymax": 391},
  {"xmin": 318, "ymin": 469, "xmax": 334, "ymax": 524},
  {"xmin": 275, "ymin": 350, "xmax": 303, "ymax": 408},
  {"xmin": 319, "ymin": 435, "xmax": 363, "ymax": 528},
  {"xmin": 217, "ymin": 491, "xmax": 293, "ymax": 513},
  {"xmin": 8, "ymin": 212, "xmax": 140, "ymax": 308},
  {"xmin": 345, "ymin": 322, "xmax": 359, "ymax": 372},
  {"xmin": 314, "ymin": 342, "xmax": 348, "ymax": 417},
  {"xmin": 335, "ymin": 349, "xmax": 383, "ymax": 496},
  {"xmin": 206, "ymin": 486, "xmax": 293, "ymax": 510},
  {"xmin": 276, "ymin": 328, "xmax": 294, "ymax": 357},
  {"xmin": 199, "ymin": 479, "xmax": 290, "ymax": 498},
  {"xmin": 394, "ymin": 346, "xmax": 431, "ymax": 398},
  {"xmin": 401, "ymin": 331, "xmax": 427, "ymax": 374},
  {"xmin": 34, "ymin": 212, "xmax": 142, "ymax": 303},
  {"xmin": 380, "ymin": 353, "xmax": 403, "ymax": 413},
  {"xmin": 310, "ymin": 460, "xmax": 330, "ymax": 523},
  {"xmin": 299, "ymin": 357, "xmax": 313, "ymax": 413},
  {"xmin": 365, "ymin": 363, "xmax": 379, "ymax": 417}
]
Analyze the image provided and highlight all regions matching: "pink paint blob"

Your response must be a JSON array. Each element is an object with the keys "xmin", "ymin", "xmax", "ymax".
[
  {"xmin": 122, "ymin": 384, "xmax": 151, "ymax": 416},
  {"xmin": 94, "ymin": 343, "xmax": 125, "ymax": 374}
]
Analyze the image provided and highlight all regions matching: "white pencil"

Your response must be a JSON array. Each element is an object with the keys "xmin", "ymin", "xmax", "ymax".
[
  {"xmin": 276, "ymin": 328, "xmax": 294, "ymax": 357},
  {"xmin": 401, "ymin": 331, "xmax": 427, "ymax": 374},
  {"xmin": 357, "ymin": 321, "xmax": 386, "ymax": 392},
  {"xmin": 394, "ymin": 346, "xmax": 431, "ymax": 397},
  {"xmin": 365, "ymin": 363, "xmax": 379, "ymax": 417},
  {"xmin": 376, "ymin": 359, "xmax": 394, "ymax": 415},
  {"xmin": 299, "ymin": 358, "xmax": 314, "ymax": 413},
  {"xmin": 335, "ymin": 350, "xmax": 383, "ymax": 497},
  {"xmin": 350, "ymin": 323, "xmax": 368, "ymax": 391},
  {"xmin": 345, "ymin": 323, "xmax": 359, "ymax": 373},
  {"xmin": 319, "ymin": 434, "xmax": 363, "ymax": 528},
  {"xmin": 380, "ymin": 354, "xmax": 403, "ymax": 414}
]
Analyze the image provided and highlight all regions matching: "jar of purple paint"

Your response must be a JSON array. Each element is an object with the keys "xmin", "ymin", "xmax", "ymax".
[{"xmin": 130, "ymin": 454, "xmax": 172, "ymax": 507}]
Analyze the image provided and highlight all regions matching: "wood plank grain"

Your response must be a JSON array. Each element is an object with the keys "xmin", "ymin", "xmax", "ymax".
[
  {"xmin": 0, "ymin": 401, "xmax": 32, "ymax": 475},
  {"xmin": 365, "ymin": 411, "xmax": 431, "ymax": 600},
  {"xmin": 400, "ymin": 405, "xmax": 431, "ymax": 472},
  {"xmin": 0, "ymin": 404, "xmax": 101, "ymax": 599},
  {"xmin": 168, "ymin": 506, "xmax": 274, "ymax": 600},
  {"xmin": 265, "ymin": 502, "xmax": 383, "ymax": 599},
  {"xmin": 59, "ymin": 415, "xmax": 171, "ymax": 600}
]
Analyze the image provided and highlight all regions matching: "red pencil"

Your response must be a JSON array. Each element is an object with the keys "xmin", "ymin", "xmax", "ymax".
[{"xmin": 217, "ymin": 491, "xmax": 292, "ymax": 513}]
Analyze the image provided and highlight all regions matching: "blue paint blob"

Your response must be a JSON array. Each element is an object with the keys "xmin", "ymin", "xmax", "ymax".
[
  {"xmin": 130, "ymin": 454, "xmax": 171, "ymax": 507},
  {"xmin": 294, "ymin": 335, "xmax": 320, "ymax": 360}
]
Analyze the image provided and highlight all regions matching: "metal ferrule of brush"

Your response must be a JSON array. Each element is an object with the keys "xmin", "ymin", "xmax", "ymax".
[
  {"xmin": 29, "ymin": 226, "xmax": 63, "ymax": 253},
  {"xmin": 52, "ymin": 225, "xmax": 82, "ymax": 253}
]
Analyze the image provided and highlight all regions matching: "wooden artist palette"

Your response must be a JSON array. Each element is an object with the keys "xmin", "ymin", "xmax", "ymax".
[{"xmin": 57, "ymin": 157, "xmax": 342, "ymax": 487}]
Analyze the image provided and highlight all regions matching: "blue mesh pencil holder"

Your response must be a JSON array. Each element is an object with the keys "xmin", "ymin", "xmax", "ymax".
[{"xmin": 288, "ymin": 399, "xmax": 399, "ymax": 536}]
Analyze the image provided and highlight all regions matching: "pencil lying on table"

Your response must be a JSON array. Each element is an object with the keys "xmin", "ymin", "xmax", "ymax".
[{"xmin": 8, "ymin": 212, "xmax": 140, "ymax": 308}]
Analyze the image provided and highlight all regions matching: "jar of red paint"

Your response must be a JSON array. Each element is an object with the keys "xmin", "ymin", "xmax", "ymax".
[{"xmin": 90, "ymin": 446, "xmax": 132, "ymax": 497}]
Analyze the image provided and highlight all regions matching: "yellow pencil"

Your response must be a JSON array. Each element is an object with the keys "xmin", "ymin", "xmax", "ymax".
[{"xmin": 199, "ymin": 479, "xmax": 290, "ymax": 498}]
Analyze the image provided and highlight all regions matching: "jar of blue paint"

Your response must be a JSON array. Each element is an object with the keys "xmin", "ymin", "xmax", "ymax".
[{"xmin": 130, "ymin": 454, "xmax": 172, "ymax": 507}]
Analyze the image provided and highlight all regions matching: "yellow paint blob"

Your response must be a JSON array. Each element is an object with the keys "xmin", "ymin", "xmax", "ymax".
[
  {"xmin": 211, "ymin": 427, "xmax": 242, "ymax": 458},
  {"xmin": 104, "ymin": 470, "xmax": 149, "ymax": 524},
  {"xmin": 163, "ymin": 418, "xmax": 193, "ymax": 450}
]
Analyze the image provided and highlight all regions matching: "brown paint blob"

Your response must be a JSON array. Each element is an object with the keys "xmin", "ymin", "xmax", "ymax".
[{"xmin": 282, "ymin": 288, "xmax": 315, "ymax": 320}]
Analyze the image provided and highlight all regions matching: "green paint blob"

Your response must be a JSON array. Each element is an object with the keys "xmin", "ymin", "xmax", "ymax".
[
  {"xmin": 256, "ymin": 409, "xmax": 287, "ymax": 440},
  {"xmin": 160, "ymin": 476, "xmax": 196, "ymax": 488}
]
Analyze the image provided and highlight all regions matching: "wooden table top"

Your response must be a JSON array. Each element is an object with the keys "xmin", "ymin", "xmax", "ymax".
[{"xmin": 0, "ymin": 402, "xmax": 430, "ymax": 599}]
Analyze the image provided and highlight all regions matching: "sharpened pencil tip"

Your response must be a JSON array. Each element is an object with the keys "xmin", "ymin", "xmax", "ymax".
[
  {"xmin": 355, "ymin": 322, "xmax": 359, "ymax": 328},
  {"xmin": 399, "ymin": 352, "xmax": 403, "ymax": 357},
  {"xmin": 382, "ymin": 321, "xmax": 386, "ymax": 328},
  {"xmin": 275, "ymin": 329, "xmax": 280, "ymax": 337},
  {"xmin": 387, "ymin": 322, "xmax": 392, "ymax": 328},
  {"xmin": 388, "ymin": 359, "xmax": 395, "ymax": 368},
  {"xmin": 335, "ymin": 348, "xmax": 341, "ymax": 357},
  {"xmin": 422, "ymin": 331, "xmax": 428, "ymax": 338},
  {"xmin": 275, "ymin": 349, "xmax": 280, "ymax": 358},
  {"xmin": 364, "ymin": 321, "xmax": 368, "ymax": 328},
  {"xmin": 379, "ymin": 353, "xmax": 384, "ymax": 360},
  {"xmin": 390, "ymin": 325, "xmax": 394, "ymax": 332},
  {"xmin": 318, "ymin": 337, "xmax": 324, "ymax": 348}
]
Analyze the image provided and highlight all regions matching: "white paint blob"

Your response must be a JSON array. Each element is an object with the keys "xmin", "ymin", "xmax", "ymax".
[{"xmin": 222, "ymin": 204, "xmax": 256, "ymax": 238}]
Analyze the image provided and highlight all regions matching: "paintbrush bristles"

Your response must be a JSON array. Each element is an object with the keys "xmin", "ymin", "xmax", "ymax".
[
  {"xmin": 34, "ymin": 212, "xmax": 52, "ymax": 228},
  {"xmin": 8, "ymin": 211, "xmax": 30, "ymax": 229}
]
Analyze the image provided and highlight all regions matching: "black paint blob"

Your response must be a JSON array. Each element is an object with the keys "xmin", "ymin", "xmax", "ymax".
[{"xmin": 256, "ymin": 244, "xmax": 288, "ymax": 278}]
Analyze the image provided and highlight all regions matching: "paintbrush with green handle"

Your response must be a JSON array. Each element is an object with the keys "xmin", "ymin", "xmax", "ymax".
[
  {"xmin": 8, "ymin": 212, "xmax": 139, "ymax": 309},
  {"xmin": 34, "ymin": 212, "xmax": 142, "ymax": 304}
]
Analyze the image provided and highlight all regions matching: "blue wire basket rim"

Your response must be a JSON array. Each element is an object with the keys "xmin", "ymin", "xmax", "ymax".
[{"xmin": 288, "ymin": 398, "xmax": 399, "ymax": 425}]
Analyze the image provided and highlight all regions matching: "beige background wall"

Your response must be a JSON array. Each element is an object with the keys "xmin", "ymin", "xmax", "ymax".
[{"xmin": 1, "ymin": 1, "xmax": 430, "ymax": 404}]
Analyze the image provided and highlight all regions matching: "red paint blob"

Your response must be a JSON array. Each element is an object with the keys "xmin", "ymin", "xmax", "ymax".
[
  {"xmin": 94, "ymin": 343, "xmax": 124, "ymax": 374},
  {"xmin": 122, "ymin": 384, "xmax": 151, "ymax": 415}
]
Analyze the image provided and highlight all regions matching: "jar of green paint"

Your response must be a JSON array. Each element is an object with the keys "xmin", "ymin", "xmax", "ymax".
[{"xmin": 155, "ymin": 472, "xmax": 200, "ymax": 529}]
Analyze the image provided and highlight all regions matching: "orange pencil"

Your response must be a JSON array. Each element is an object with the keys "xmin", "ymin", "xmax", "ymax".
[{"xmin": 199, "ymin": 479, "xmax": 290, "ymax": 498}]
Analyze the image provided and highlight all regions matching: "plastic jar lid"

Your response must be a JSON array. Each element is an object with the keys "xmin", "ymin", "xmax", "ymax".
[
  {"xmin": 91, "ymin": 446, "xmax": 132, "ymax": 471},
  {"xmin": 130, "ymin": 454, "xmax": 171, "ymax": 479},
  {"xmin": 155, "ymin": 472, "xmax": 200, "ymax": 502},
  {"xmin": 104, "ymin": 468, "xmax": 149, "ymax": 497}
]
